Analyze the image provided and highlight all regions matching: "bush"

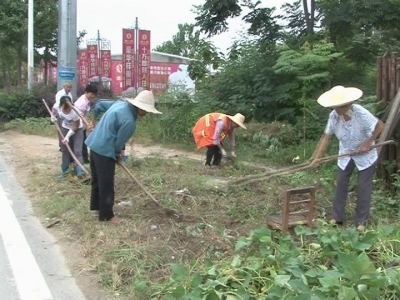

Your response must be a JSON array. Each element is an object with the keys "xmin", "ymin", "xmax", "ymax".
[{"xmin": 0, "ymin": 83, "xmax": 56, "ymax": 121}]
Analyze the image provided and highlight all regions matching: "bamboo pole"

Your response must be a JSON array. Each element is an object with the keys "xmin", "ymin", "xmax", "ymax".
[{"xmin": 41, "ymin": 99, "xmax": 90, "ymax": 175}]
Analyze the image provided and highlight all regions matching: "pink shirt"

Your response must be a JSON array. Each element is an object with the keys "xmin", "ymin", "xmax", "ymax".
[
  {"xmin": 213, "ymin": 120, "xmax": 235, "ymax": 148},
  {"xmin": 74, "ymin": 94, "xmax": 90, "ymax": 117}
]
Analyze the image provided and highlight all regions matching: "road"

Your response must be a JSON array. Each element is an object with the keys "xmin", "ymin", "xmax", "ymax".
[{"xmin": 0, "ymin": 153, "xmax": 86, "ymax": 300}]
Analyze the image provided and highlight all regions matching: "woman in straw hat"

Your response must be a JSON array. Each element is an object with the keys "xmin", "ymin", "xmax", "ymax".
[
  {"xmin": 192, "ymin": 112, "xmax": 247, "ymax": 167},
  {"xmin": 85, "ymin": 91, "xmax": 162, "ymax": 224},
  {"xmin": 311, "ymin": 86, "xmax": 384, "ymax": 232}
]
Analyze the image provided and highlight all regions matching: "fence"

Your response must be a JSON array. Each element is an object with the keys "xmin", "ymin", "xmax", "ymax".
[{"xmin": 376, "ymin": 52, "xmax": 400, "ymax": 188}]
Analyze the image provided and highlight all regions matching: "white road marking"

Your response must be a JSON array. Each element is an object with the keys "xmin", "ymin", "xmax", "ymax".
[{"xmin": 0, "ymin": 182, "xmax": 53, "ymax": 300}]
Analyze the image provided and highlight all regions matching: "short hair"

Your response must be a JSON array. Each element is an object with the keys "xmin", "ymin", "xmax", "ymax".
[{"xmin": 85, "ymin": 84, "xmax": 98, "ymax": 94}]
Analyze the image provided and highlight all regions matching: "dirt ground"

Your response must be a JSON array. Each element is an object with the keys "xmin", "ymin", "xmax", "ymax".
[{"xmin": 0, "ymin": 131, "xmax": 216, "ymax": 299}]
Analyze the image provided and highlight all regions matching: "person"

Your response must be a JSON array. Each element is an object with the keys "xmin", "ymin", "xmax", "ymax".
[
  {"xmin": 192, "ymin": 112, "xmax": 247, "ymax": 167},
  {"xmin": 85, "ymin": 90, "xmax": 162, "ymax": 224},
  {"xmin": 54, "ymin": 82, "xmax": 73, "ymax": 150},
  {"xmin": 310, "ymin": 86, "xmax": 384, "ymax": 232},
  {"xmin": 51, "ymin": 95, "xmax": 85, "ymax": 178},
  {"xmin": 74, "ymin": 84, "xmax": 98, "ymax": 164},
  {"xmin": 89, "ymin": 98, "xmax": 129, "ymax": 161}
]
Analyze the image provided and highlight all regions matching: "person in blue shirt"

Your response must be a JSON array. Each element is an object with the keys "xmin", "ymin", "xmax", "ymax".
[
  {"xmin": 85, "ymin": 90, "xmax": 162, "ymax": 224},
  {"xmin": 89, "ymin": 99, "xmax": 130, "ymax": 160}
]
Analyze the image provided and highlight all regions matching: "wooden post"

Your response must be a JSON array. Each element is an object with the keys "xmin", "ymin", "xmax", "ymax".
[
  {"xmin": 390, "ymin": 53, "xmax": 397, "ymax": 101},
  {"xmin": 396, "ymin": 58, "xmax": 400, "ymax": 92},
  {"xmin": 377, "ymin": 56, "xmax": 383, "ymax": 101},
  {"xmin": 382, "ymin": 52, "xmax": 389, "ymax": 103}
]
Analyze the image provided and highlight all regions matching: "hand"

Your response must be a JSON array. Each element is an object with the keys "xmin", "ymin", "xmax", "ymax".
[
  {"xmin": 230, "ymin": 151, "xmax": 237, "ymax": 158},
  {"xmin": 357, "ymin": 142, "xmax": 372, "ymax": 154},
  {"xmin": 50, "ymin": 115, "xmax": 57, "ymax": 123},
  {"xmin": 221, "ymin": 149, "xmax": 227, "ymax": 158},
  {"xmin": 87, "ymin": 123, "xmax": 94, "ymax": 132},
  {"xmin": 116, "ymin": 155, "xmax": 122, "ymax": 165},
  {"xmin": 61, "ymin": 137, "xmax": 69, "ymax": 145},
  {"xmin": 310, "ymin": 158, "xmax": 320, "ymax": 168}
]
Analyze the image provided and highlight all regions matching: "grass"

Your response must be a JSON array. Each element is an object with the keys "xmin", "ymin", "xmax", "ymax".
[{"xmin": 3, "ymin": 118, "xmax": 400, "ymax": 299}]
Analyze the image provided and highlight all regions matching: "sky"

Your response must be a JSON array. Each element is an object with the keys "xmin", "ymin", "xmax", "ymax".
[{"xmin": 77, "ymin": 0, "xmax": 295, "ymax": 56}]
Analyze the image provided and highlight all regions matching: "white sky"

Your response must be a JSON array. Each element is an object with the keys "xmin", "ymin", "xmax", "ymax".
[{"xmin": 77, "ymin": 0, "xmax": 295, "ymax": 55}]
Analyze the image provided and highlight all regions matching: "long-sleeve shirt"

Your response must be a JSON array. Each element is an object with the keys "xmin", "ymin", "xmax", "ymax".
[
  {"xmin": 90, "ymin": 99, "xmax": 124, "ymax": 119},
  {"xmin": 85, "ymin": 101, "xmax": 137, "ymax": 159},
  {"xmin": 213, "ymin": 120, "xmax": 235, "ymax": 148}
]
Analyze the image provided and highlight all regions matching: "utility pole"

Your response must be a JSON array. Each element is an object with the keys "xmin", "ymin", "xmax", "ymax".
[
  {"xmin": 57, "ymin": 0, "xmax": 77, "ymax": 98},
  {"xmin": 97, "ymin": 30, "xmax": 102, "ymax": 84},
  {"xmin": 27, "ymin": 0, "xmax": 34, "ymax": 90},
  {"xmin": 134, "ymin": 17, "xmax": 139, "ymax": 90}
]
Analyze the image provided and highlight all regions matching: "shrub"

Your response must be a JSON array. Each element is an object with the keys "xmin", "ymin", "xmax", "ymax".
[{"xmin": 0, "ymin": 83, "xmax": 56, "ymax": 121}]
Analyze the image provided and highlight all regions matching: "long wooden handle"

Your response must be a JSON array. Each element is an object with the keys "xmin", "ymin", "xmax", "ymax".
[
  {"xmin": 233, "ymin": 140, "xmax": 395, "ymax": 186},
  {"xmin": 42, "ymin": 99, "xmax": 89, "ymax": 175},
  {"xmin": 65, "ymin": 101, "xmax": 91, "ymax": 129}
]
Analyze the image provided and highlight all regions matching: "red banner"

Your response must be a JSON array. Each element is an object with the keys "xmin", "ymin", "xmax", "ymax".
[
  {"xmin": 111, "ymin": 60, "xmax": 123, "ymax": 95},
  {"xmin": 122, "ymin": 28, "xmax": 135, "ymax": 90},
  {"xmin": 78, "ymin": 50, "xmax": 88, "ymax": 87},
  {"xmin": 101, "ymin": 50, "xmax": 111, "ymax": 78},
  {"xmin": 87, "ymin": 45, "xmax": 98, "ymax": 79},
  {"xmin": 138, "ymin": 30, "xmax": 151, "ymax": 89},
  {"xmin": 150, "ymin": 62, "xmax": 180, "ymax": 93}
]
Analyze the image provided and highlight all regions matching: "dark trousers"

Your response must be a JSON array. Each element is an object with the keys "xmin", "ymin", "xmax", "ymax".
[
  {"xmin": 205, "ymin": 145, "xmax": 222, "ymax": 166},
  {"xmin": 82, "ymin": 130, "xmax": 89, "ymax": 162},
  {"xmin": 90, "ymin": 150, "xmax": 116, "ymax": 221},
  {"xmin": 332, "ymin": 159, "xmax": 377, "ymax": 226}
]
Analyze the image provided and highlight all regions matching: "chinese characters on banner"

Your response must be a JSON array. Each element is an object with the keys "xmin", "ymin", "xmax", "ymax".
[
  {"xmin": 111, "ymin": 61, "xmax": 123, "ymax": 95},
  {"xmin": 87, "ymin": 45, "xmax": 98, "ymax": 79},
  {"xmin": 78, "ymin": 50, "xmax": 88, "ymax": 87},
  {"xmin": 149, "ymin": 62, "xmax": 180, "ymax": 93},
  {"xmin": 138, "ymin": 30, "xmax": 151, "ymax": 89},
  {"xmin": 101, "ymin": 50, "xmax": 111, "ymax": 78},
  {"xmin": 122, "ymin": 28, "xmax": 135, "ymax": 90}
]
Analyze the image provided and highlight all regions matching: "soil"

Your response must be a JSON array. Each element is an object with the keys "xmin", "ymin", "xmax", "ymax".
[{"xmin": 0, "ymin": 131, "xmax": 258, "ymax": 299}]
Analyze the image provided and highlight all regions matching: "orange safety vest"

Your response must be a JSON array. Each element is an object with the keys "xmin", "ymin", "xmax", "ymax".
[{"xmin": 192, "ymin": 112, "xmax": 230, "ymax": 149}]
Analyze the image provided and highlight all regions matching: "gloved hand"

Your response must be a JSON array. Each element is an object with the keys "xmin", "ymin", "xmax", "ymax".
[
  {"xmin": 50, "ymin": 115, "xmax": 57, "ymax": 123},
  {"xmin": 221, "ymin": 149, "xmax": 227, "ymax": 158},
  {"xmin": 230, "ymin": 151, "xmax": 237, "ymax": 158},
  {"xmin": 62, "ymin": 129, "xmax": 75, "ymax": 145}
]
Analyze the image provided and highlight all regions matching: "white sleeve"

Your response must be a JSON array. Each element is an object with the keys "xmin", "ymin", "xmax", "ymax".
[{"xmin": 324, "ymin": 112, "xmax": 336, "ymax": 135}]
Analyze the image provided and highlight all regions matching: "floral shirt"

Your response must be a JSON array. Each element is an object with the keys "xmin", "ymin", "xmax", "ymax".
[{"xmin": 325, "ymin": 104, "xmax": 378, "ymax": 171}]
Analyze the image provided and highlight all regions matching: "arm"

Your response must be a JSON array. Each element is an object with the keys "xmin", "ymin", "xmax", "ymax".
[
  {"xmin": 115, "ymin": 119, "xmax": 136, "ymax": 159},
  {"xmin": 228, "ymin": 128, "xmax": 236, "ymax": 156},
  {"xmin": 213, "ymin": 120, "xmax": 225, "ymax": 151},
  {"xmin": 358, "ymin": 120, "xmax": 384, "ymax": 153},
  {"xmin": 310, "ymin": 134, "xmax": 331, "ymax": 166}
]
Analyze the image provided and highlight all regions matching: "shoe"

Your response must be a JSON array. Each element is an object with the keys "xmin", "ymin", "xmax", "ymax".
[
  {"xmin": 57, "ymin": 164, "xmax": 69, "ymax": 180},
  {"xmin": 76, "ymin": 166, "xmax": 84, "ymax": 177},
  {"xmin": 329, "ymin": 219, "xmax": 343, "ymax": 226},
  {"xmin": 109, "ymin": 217, "xmax": 123, "ymax": 224}
]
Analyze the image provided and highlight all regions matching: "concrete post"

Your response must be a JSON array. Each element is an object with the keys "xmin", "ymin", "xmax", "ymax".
[{"xmin": 57, "ymin": 0, "xmax": 77, "ymax": 98}]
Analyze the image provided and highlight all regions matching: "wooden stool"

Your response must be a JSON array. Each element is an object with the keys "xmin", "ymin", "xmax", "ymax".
[{"xmin": 266, "ymin": 187, "xmax": 316, "ymax": 233}]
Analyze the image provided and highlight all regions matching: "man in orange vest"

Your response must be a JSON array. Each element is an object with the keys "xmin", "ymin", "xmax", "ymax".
[{"xmin": 192, "ymin": 112, "xmax": 247, "ymax": 167}]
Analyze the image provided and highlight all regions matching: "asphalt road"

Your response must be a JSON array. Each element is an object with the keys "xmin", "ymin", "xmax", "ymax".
[{"xmin": 0, "ymin": 153, "xmax": 86, "ymax": 300}]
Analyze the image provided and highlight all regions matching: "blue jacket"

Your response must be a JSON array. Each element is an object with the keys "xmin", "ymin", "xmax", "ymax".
[{"xmin": 85, "ymin": 101, "xmax": 137, "ymax": 159}]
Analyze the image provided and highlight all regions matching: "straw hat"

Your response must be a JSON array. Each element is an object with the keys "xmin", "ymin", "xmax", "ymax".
[
  {"xmin": 227, "ymin": 113, "xmax": 247, "ymax": 129},
  {"xmin": 317, "ymin": 85, "xmax": 363, "ymax": 108},
  {"xmin": 125, "ymin": 90, "xmax": 162, "ymax": 114}
]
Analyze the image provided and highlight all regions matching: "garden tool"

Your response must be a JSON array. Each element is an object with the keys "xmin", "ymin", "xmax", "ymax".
[
  {"xmin": 42, "ymin": 99, "xmax": 91, "ymax": 184},
  {"xmin": 231, "ymin": 140, "xmax": 395, "ymax": 186},
  {"xmin": 117, "ymin": 162, "xmax": 183, "ymax": 219}
]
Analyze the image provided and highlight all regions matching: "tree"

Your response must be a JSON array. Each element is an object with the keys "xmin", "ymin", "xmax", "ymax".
[{"xmin": 154, "ymin": 23, "xmax": 223, "ymax": 81}]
